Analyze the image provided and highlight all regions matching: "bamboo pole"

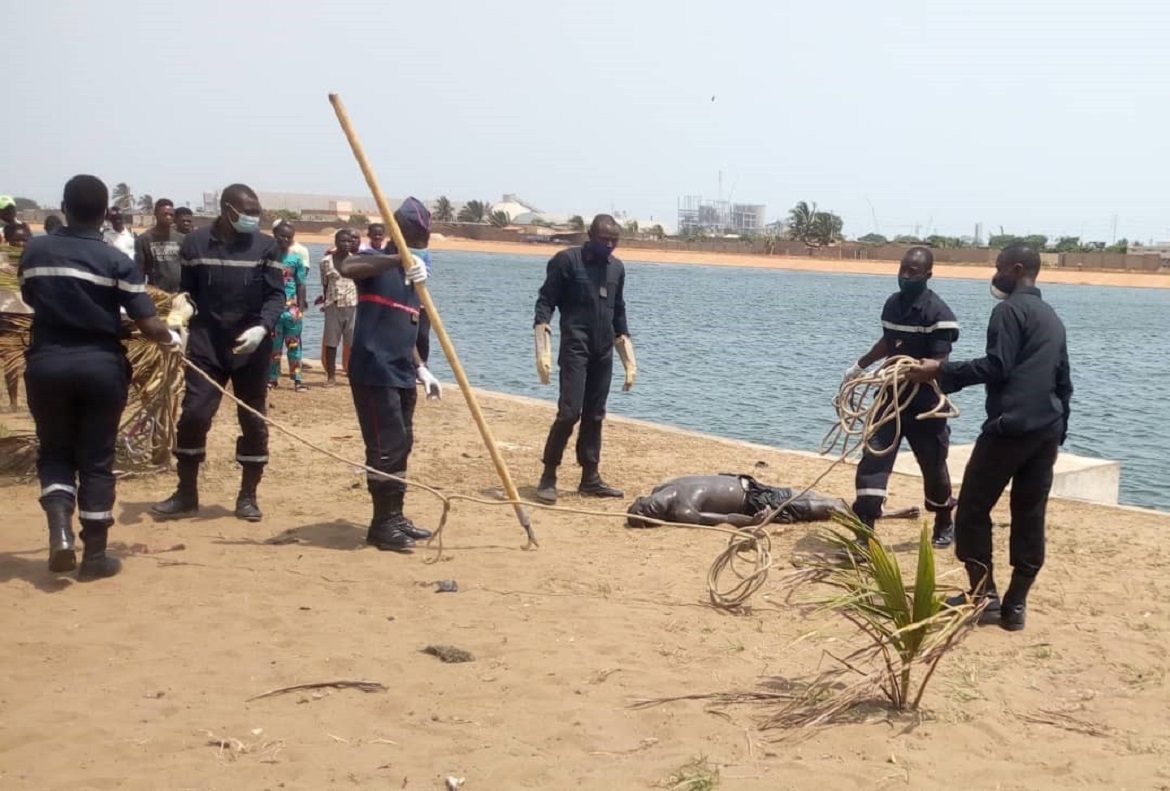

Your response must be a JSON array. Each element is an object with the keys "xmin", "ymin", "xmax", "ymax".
[{"xmin": 327, "ymin": 93, "xmax": 537, "ymax": 549}]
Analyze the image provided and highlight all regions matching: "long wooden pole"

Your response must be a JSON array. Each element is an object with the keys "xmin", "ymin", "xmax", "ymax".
[{"xmin": 327, "ymin": 93, "xmax": 536, "ymax": 549}]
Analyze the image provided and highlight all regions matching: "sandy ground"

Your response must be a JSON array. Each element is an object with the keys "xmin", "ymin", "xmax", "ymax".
[
  {"xmin": 2, "ymin": 373, "xmax": 1169, "ymax": 790},
  {"xmin": 318, "ymin": 234, "xmax": 1170, "ymax": 290}
]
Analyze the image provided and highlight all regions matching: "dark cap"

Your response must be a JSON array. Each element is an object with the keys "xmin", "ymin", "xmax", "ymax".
[{"xmin": 394, "ymin": 196, "xmax": 431, "ymax": 237}]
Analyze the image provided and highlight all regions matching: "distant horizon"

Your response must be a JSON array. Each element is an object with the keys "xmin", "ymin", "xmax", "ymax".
[{"xmin": 11, "ymin": 186, "xmax": 1169, "ymax": 247}]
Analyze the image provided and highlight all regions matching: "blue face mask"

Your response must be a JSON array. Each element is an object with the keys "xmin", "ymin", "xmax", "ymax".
[
  {"xmin": 588, "ymin": 240, "xmax": 614, "ymax": 260},
  {"xmin": 230, "ymin": 205, "xmax": 260, "ymax": 234},
  {"xmin": 409, "ymin": 247, "xmax": 431, "ymax": 274},
  {"xmin": 898, "ymin": 277, "xmax": 927, "ymax": 298}
]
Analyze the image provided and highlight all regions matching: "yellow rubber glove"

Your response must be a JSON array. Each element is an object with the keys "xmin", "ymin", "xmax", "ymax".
[
  {"xmin": 165, "ymin": 292, "xmax": 196, "ymax": 330},
  {"xmin": 615, "ymin": 335, "xmax": 636, "ymax": 392},
  {"xmin": 534, "ymin": 324, "xmax": 552, "ymax": 385}
]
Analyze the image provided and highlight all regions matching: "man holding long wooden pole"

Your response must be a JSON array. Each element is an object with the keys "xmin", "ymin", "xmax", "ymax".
[
  {"xmin": 331, "ymin": 198, "xmax": 441, "ymax": 552},
  {"xmin": 328, "ymin": 93, "xmax": 536, "ymax": 548}
]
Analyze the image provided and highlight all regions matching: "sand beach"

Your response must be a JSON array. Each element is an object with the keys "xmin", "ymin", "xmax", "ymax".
[{"xmin": 2, "ymin": 374, "xmax": 1168, "ymax": 789}]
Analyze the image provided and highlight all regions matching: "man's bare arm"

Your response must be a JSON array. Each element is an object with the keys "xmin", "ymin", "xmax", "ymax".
[
  {"xmin": 857, "ymin": 337, "xmax": 891, "ymax": 368},
  {"xmin": 697, "ymin": 512, "xmax": 757, "ymax": 528},
  {"xmin": 335, "ymin": 252, "xmax": 406, "ymax": 281}
]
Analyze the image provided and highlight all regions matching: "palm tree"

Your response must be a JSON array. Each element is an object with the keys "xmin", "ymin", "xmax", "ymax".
[
  {"xmin": 457, "ymin": 200, "xmax": 488, "ymax": 223},
  {"xmin": 433, "ymin": 196, "xmax": 454, "ymax": 223},
  {"xmin": 811, "ymin": 211, "xmax": 844, "ymax": 246},
  {"xmin": 137, "ymin": 194, "xmax": 155, "ymax": 214},
  {"xmin": 568, "ymin": 215, "xmax": 586, "ymax": 232},
  {"xmin": 786, "ymin": 201, "xmax": 815, "ymax": 244},
  {"xmin": 112, "ymin": 183, "xmax": 133, "ymax": 211},
  {"xmin": 488, "ymin": 209, "xmax": 511, "ymax": 228}
]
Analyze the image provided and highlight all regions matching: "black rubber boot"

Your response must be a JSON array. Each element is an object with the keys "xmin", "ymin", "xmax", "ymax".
[
  {"xmin": 77, "ymin": 523, "xmax": 122, "ymax": 581},
  {"xmin": 375, "ymin": 489, "xmax": 431, "ymax": 541},
  {"xmin": 1000, "ymin": 570, "xmax": 1035, "ymax": 632},
  {"xmin": 578, "ymin": 465, "xmax": 623, "ymax": 498},
  {"xmin": 235, "ymin": 465, "xmax": 263, "ymax": 522},
  {"xmin": 152, "ymin": 459, "xmax": 200, "ymax": 519},
  {"xmin": 366, "ymin": 520, "xmax": 416, "ymax": 552},
  {"xmin": 931, "ymin": 509, "xmax": 955, "ymax": 549},
  {"xmin": 946, "ymin": 561, "xmax": 1001, "ymax": 624},
  {"xmin": 44, "ymin": 500, "xmax": 77, "ymax": 573},
  {"xmin": 535, "ymin": 465, "xmax": 558, "ymax": 505}
]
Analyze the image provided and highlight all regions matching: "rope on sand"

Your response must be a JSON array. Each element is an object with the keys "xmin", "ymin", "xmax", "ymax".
[{"xmin": 176, "ymin": 353, "xmax": 955, "ymax": 609}]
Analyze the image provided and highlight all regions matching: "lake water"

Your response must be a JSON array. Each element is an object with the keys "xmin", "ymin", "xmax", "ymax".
[{"xmin": 298, "ymin": 245, "xmax": 1169, "ymax": 512}]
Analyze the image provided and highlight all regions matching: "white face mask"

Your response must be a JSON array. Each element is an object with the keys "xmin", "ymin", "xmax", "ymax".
[{"xmin": 991, "ymin": 283, "xmax": 1009, "ymax": 301}]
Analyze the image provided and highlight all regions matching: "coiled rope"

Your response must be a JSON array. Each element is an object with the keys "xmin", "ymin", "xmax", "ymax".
[
  {"xmin": 174, "ymin": 353, "xmax": 955, "ymax": 610},
  {"xmin": 703, "ymin": 356, "xmax": 958, "ymax": 611}
]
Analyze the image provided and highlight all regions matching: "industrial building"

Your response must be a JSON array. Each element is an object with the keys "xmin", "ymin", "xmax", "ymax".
[{"xmin": 677, "ymin": 195, "xmax": 767, "ymax": 236}]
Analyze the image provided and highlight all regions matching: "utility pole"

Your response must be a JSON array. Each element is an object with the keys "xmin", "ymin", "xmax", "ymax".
[{"xmin": 1111, "ymin": 214, "xmax": 1118, "ymax": 243}]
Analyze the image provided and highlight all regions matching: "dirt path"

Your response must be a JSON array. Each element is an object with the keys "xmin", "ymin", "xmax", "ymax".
[{"xmin": 2, "ymin": 377, "xmax": 1168, "ymax": 789}]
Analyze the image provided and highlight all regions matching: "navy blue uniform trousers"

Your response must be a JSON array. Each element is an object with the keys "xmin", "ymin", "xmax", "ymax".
[{"xmin": 25, "ymin": 347, "xmax": 130, "ymax": 527}]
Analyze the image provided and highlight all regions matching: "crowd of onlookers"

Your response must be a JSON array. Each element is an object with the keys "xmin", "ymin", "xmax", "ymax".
[{"xmin": 0, "ymin": 194, "xmax": 434, "ymax": 407}]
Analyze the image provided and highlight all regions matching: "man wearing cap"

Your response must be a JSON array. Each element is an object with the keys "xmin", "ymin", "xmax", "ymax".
[
  {"xmin": 151, "ymin": 184, "xmax": 286, "ymax": 523},
  {"xmin": 0, "ymin": 196, "xmax": 17, "ymax": 227},
  {"xmin": 331, "ymin": 197, "xmax": 441, "ymax": 552},
  {"xmin": 134, "ymin": 198, "xmax": 185, "ymax": 292},
  {"xmin": 533, "ymin": 214, "xmax": 632, "ymax": 505},
  {"xmin": 103, "ymin": 207, "xmax": 136, "ymax": 258}
]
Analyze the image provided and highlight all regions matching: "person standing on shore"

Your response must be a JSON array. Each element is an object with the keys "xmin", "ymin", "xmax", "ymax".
[
  {"xmin": 330, "ymin": 218, "xmax": 441, "ymax": 552},
  {"xmin": 269, "ymin": 220, "xmax": 309, "ymax": 392},
  {"xmin": 174, "ymin": 207, "xmax": 195, "ymax": 235},
  {"xmin": 533, "ymin": 214, "xmax": 631, "ymax": 505},
  {"xmin": 843, "ymin": 247, "xmax": 960, "ymax": 548},
  {"xmin": 907, "ymin": 242, "xmax": 1072, "ymax": 632},
  {"xmin": 4, "ymin": 223, "xmax": 30, "ymax": 248},
  {"xmin": 103, "ymin": 207, "xmax": 136, "ymax": 258},
  {"xmin": 134, "ymin": 198, "xmax": 185, "ymax": 292},
  {"xmin": 152, "ymin": 184, "xmax": 285, "ymax": 523},
  {"xmin": 0, "ymin": 196, "xmax": 17, "ymax": 227},
  {"xmin": 319, "ymin": 229, "xmax": 359, "ymax": 387},
  {"xmin": 361, "ymin": 222, "xmax": 386, "ymax": 253},
  {"xmin": 386, "ymin": 201, "xmax": 435, "ymax": 368},
  {"xmin": 19, "ymin": 174, "xmax": 178, "ymax": 579},
  {"xmin": 1, "ymin": 229, "xmax": 34, "ymax": 411}
]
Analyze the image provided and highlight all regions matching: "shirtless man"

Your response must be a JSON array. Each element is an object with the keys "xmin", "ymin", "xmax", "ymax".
[{"xmin": 626, "ymin": 473, "xmax": 919, "ymax": 529}]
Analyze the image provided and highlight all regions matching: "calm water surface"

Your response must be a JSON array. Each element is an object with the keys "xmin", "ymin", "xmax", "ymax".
[{"xmin": 299, "ymin": 245, "xmax": 1169, "ymax": 512}]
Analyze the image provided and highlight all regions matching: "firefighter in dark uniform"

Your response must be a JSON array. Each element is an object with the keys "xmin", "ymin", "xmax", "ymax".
[
  {"xmin": 152, "ymin": 184, "xmax": 286, "ymax": 522},
  {"xmin": 19, "ymin": 175, "xmax": 177, "ymax": 579},
  {"xmin": 533, "ymin": 214, "xmax": 630, "ymax": 505},
  {"xmin": 844, "ymin": 246, "xmax": 960, "ymax": 548},
  {"xmin": 908, "ymin": 243, "xmax": 1072, "ymax": 632},
  {"xmin": 331, "ymin": 198, "xmax": 442, "ymax": 552}
]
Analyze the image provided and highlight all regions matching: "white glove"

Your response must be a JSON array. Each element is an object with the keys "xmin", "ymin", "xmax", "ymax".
[
  {"xmin": 842, "ymin": 362, "xmax": 865, "ymax": 384},
  {"xmin": 417, "ymin": 365, "xmax": 442, "ymax": 400},
  {"xmin": 233, "ymin": 325, "xmax": 269, "ymax": 355},
  {"xmin": 404, "ymin": 254, "xmax": 428, "ymax": 285}
]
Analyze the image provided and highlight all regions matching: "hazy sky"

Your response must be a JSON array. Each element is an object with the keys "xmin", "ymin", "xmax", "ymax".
[{"xmin": 5, "ymin": 0, "xmax": 1168, "ymax": 241}]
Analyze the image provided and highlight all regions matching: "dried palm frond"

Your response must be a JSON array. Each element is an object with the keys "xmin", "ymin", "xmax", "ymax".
[
  {"xmin": 0, "ymin": 431, "xmax": 38, "ymax": 476},
  {"xmin": 0, "ymin": 281, "xmax": 182, "ymax": 476}
]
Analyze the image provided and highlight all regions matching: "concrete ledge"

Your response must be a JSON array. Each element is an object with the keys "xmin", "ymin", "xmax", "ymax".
[{"xmin": 890, "ymin": 443, "xmax": 1121, "ymax": 506}]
